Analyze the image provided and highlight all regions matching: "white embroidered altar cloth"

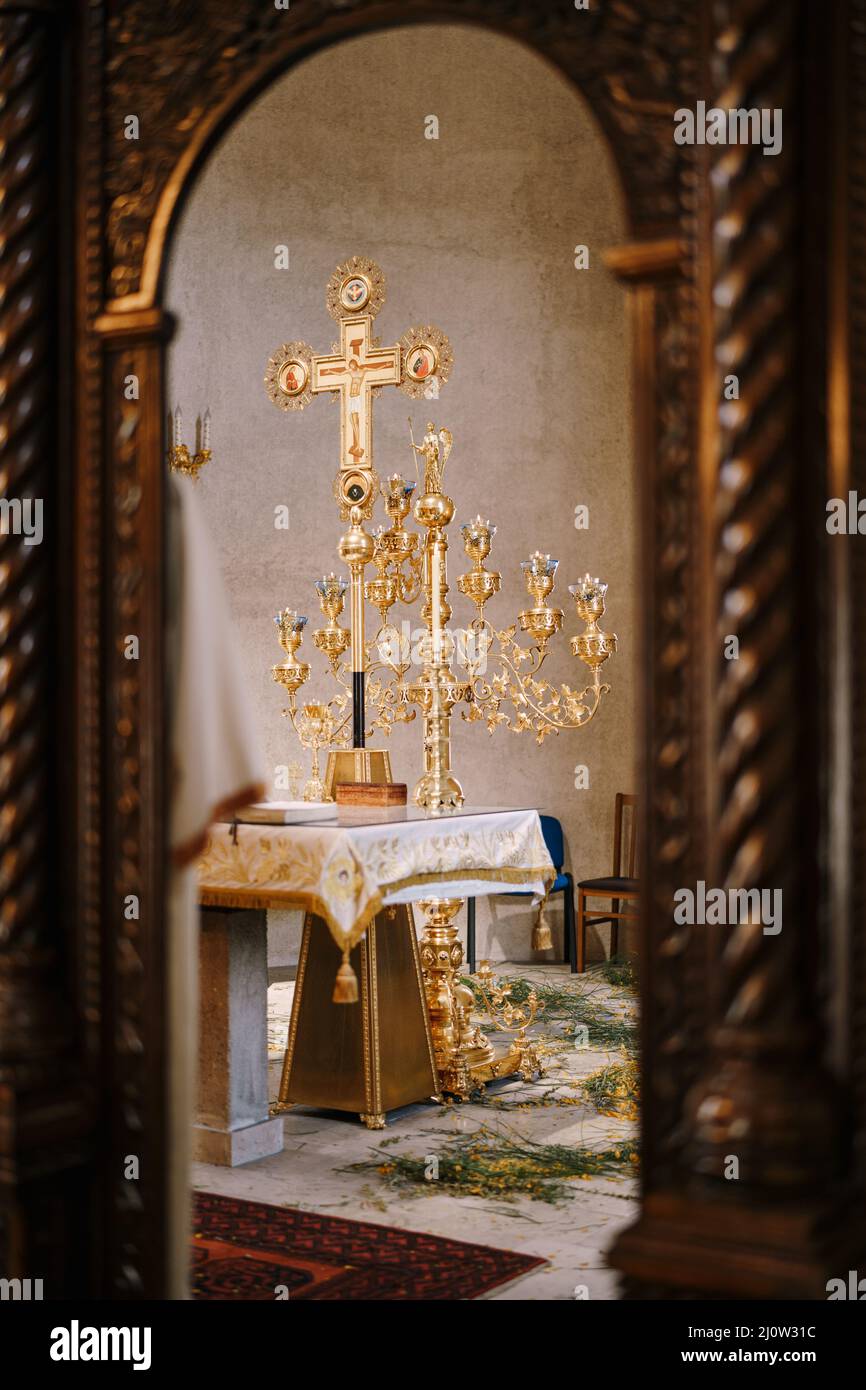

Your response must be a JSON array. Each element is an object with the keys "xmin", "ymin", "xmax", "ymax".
[{"xmin": 197, "ymin": 806, "xmax": 554, "ymax": 955}]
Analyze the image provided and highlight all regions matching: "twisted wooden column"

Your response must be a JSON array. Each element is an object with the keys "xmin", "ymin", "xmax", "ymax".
[
  {"xmin": 849, "ymin": 0, "xmax": 866, "ymax": 1195},
  {"xmin": 0, "ymin": 2, "xmax": 71, "ymax": 1069},
  {"xmin": 94, "ymin": 308, "xmax": 170, "ymax": 1297},
  {"xmin": 613, "ymin": 0, "xmax": 863, "ymax": 1299},
  {"xmin": 0, "ymin": 0, "xmax": 88, "ymax": 1289},
  {"xmin": 683, "ymin": 0, "xmax": 840, "ymax": 1196}
]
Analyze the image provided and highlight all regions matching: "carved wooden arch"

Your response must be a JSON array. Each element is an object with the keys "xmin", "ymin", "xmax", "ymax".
[
  {"xmin": 110, "ymin": 16, "xmax": 681, "ymax": 315},
  {"xmin": 2, "ymin": 0, "xmax": 861, "ymax": 1299},
  {"xmin": 86, "ymin": 0, "xmax": 701, "ymax": 1298}
]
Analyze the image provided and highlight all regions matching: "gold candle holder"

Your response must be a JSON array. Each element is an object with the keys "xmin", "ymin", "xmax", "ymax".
[
  {"xmin": 364, "ymin": 529, "xmax": 400, "ymax": 627},
  {"xmin": 416, "ymin": 899, "xmax": 544, "ymax": 1099},
  {"xmin": 313, "ymin": 573, "xmax": 351, "ymax": 671},
  {"xmin": 518, "ymin": 551, "xmax": 563, "ymax": 648},
  {"xmin": 297, "ymin": 701, "xmax": 333, "ymax": 802},
  {"xmin": 457, "ymin": 516, "xmax": 500, "ymax": 616},
  {"xmin": 569, "ymin": 574, "xmax": 618, "ymax": 672},
  {"xmin": 271, "ymin": 609, "xmax": 310, "ymax": 698}
]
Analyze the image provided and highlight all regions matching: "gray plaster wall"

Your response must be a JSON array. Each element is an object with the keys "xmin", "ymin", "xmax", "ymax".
[{"xmin": 166, "ymin": 24, "xmax": 638, "ymax": 966}]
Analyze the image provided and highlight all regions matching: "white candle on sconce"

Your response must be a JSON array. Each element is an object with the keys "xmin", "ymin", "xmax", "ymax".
[
  {"xmin": 195, "ymin": 413, "xmax": 201, "ymax": 455},
  {"xmin": 174, "ymin": 403, "xmax": 182, "ymax": 448},
  {"xmin": 202, "ymin": 407, "xmax": 211, "ymax": 452}
]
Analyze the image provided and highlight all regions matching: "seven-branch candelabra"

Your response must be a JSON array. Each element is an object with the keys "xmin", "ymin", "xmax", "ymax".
[{"xmin": 271, "ymin": 420, "xmax": 617, "ymax": 812}]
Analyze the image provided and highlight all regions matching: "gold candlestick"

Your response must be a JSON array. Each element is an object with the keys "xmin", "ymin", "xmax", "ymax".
[
  {"xmin": 416, "ymin": 898, "xmax": 544, "ymax": 1099},
  {"xmin": 312, "ymin": 573, "xmax": 351, "ymax": 671},
  {"xmin": 297, "ymin": 701, "xmax": 332, "ymax": 802},
  {"xmin": 271, "ymin": 609, "xmax": 311, "ymax": 698},
  {"xmin": 456, "ymin": 516, "xmax": 500, "ymax": 615},
  {"xmin": 405, "ymin": 425, "xmax": 470, "ymax": 813},
  {"xmin": 364, "ymin": 528, "xmax": 400, "ymax": 628}
]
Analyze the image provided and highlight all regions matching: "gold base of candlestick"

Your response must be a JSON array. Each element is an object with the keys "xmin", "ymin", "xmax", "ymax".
[
  {"xmin": 416, "ymin": 898, "xmax": 544, "ymax": 1100},
  {"xmin": 413, "ymin": 768, "xmax": 464, "ymax": 814}
]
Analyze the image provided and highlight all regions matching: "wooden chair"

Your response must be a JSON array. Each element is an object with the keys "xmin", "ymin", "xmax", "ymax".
[
  {"xmin": 573, "ymin": 793, "xmax": 639, "ymax": 973},
  {"xmin": 466, "ymin": 814, "xmax": 575, "ymax": 972}
]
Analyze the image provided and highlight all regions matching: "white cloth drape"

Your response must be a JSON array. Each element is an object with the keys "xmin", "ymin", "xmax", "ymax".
[
  {"xmin": 169, "ymin": 475, "xmax": 266, "ymax": 865},
  {"xmin": 166, "ymin": 473, "xmax": 266, "ymax": 1298}
]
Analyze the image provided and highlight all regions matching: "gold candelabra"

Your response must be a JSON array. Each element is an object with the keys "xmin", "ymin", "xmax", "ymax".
[
  {"xmin": 269, "ymin": 419, "xmax": 617, "ymax": 809},
  {"xmin": 167, "ymin": 402, "xmax": 213, "ymax": 481},
  {"xmin": 266, "ymin": 421, "xmax": 616, "ymax": 1095}
]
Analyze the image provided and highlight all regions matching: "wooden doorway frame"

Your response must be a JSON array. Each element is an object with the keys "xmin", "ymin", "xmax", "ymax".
[{"xmin": 1, "ymin": 0, "xmax": 864, "ymax": 1297}]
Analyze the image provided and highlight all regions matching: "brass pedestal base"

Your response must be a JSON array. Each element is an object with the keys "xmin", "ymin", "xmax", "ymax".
[
  {"xmin": 324, "ymin": 747, "xmax": 392, "ymax": 798},
  {"xmin": 276, "ymin": 904, "xmax": 439, "ymax": 1127},
  {"xmin": 435, "ymin": 1037, "xmax": 544, "ymax": 1101}
]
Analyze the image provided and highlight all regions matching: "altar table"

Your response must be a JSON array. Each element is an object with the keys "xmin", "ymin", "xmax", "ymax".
[{"xmin": 195, "ymin": 807, "xmax": 554, "ymax": 1165}]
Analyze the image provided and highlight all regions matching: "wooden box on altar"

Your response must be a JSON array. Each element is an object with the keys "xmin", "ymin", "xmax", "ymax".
[
  {"xmin": 335, "ymin": 781, "xmax": 407, "ymax": 807},
  {"xmin": 323, "ymin": 748, "xmax": 392, "ymax": 798}
]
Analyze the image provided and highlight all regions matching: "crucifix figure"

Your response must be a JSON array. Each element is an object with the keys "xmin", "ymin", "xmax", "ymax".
[
  {"xmin": 265, "ymin": 256, "xmax": 453, "ymax": 748},
  {"xmin": 313, "ymin": 315, "xmax": 399, "ymax": 475}
]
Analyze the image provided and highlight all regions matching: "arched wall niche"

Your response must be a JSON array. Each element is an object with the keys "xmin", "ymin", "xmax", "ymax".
[{"xmin": 163, "ymin": 23, "xmax": 639, "ymax": 974}]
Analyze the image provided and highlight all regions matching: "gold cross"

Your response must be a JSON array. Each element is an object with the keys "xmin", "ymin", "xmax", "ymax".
[
  {"xmin": 313, "ymin": 314, "xmax": 399, "ymax": 474},
  {"xmin": 265, "ymin": 256, "xmax": 453, "ymax": 516}
]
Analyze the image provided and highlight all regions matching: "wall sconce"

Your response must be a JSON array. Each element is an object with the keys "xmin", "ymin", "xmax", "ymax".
[{"xmin": 167, "ymin": 403, "xmax": 212, "ymax": 481}]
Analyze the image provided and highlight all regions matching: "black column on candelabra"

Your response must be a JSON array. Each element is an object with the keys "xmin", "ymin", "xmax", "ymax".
[{"xmin": 353, "ymin": 671, "xmax": 365, "ymax": 747}]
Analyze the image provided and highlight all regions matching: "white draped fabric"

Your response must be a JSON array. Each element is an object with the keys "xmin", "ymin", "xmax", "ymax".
[
  {"xmin": 169, "ymin": 475, "xmax": 266, "ymax": 865},
  {"xmin": 197, "ymin": 807, "xmax": 554, "ymax": 956},
  {"xmin": 167, "ymin": 473, "xmax": 266, "ymax": 1297}
]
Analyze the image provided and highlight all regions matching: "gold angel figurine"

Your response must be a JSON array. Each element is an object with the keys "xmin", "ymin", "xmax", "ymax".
[{"xmin": 409, "ymin": 418, "xmax": 453, "ymax": 495}]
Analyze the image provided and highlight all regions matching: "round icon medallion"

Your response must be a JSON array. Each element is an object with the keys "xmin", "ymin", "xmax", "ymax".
[
  {"xmin": 339, "ymin": 274, "xmax": 371, "ymax": 312},
  {"xmin": 279, "ymin": 358, "xmax": 309, "ymax": 396}
]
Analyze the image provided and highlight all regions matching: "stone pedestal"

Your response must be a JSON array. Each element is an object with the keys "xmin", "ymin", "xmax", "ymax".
[{"xmin": 194, "ymin": 908, "xmax": 283, "ymax": 1166}]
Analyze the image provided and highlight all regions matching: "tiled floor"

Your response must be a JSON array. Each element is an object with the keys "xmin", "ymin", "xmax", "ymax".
[{"xmin": 193, "ymin": 963, "xmax": 638, "ymax": 1300}]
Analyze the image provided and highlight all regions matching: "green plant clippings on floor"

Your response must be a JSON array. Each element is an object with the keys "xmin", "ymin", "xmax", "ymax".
[{"xmin": 345, "ymin": 1127, "xmax": 639, "ymax": 1205}]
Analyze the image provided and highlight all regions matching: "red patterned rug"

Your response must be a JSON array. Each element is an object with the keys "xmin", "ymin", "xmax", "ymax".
[{"xmin": 192, "ymin": 1191, "xmax": 545, "ymax": 1300}]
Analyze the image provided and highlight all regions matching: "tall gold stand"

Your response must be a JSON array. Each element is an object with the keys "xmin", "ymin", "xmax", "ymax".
[{"xmin": 416, "ymin": 898, "xmax": 544, "ymax": 1100}]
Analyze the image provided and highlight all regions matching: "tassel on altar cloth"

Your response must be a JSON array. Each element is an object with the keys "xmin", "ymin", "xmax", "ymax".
[
  {"xmin": 532, "ymin": 908, "xmax": 553, "ymax": 952},
  {"xmin": 332, "ymin": 951, "xmax": 359, "ymax": 1004}
]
